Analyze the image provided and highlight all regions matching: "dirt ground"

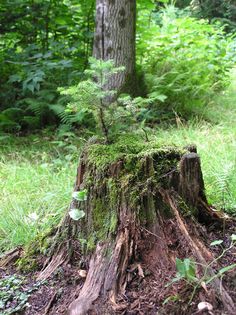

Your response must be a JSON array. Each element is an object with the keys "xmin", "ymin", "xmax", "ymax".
[{"xmin": 1, "ymin": 221, "xmax": 236, "ymax": 315}]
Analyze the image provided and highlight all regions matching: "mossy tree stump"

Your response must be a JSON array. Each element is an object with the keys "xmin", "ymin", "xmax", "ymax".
[{"xmin": 38, "ymin": 137, "xmax": 235, "ymax": 315}]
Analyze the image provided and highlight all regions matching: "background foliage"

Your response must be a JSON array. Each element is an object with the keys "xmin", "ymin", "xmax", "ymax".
[
  {"xmin": 0, "ymin": 0, "xmax": 236, "ymax": 251},
  {"xmin": 137, "ymin": 4, "xmax": 236, "ymax": 119},
  {"xmin": 1, "ymin": 0, "xmax": 236, "ymax": 132},
  {"xmin": 0, "ymin": 0, "xmax": 94, "ymax": 132}
]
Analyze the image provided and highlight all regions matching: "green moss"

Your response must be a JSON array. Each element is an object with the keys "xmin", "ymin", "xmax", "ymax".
[
  {"xmin": 17, "ymin": 256, "xmax": 38, "ymax": 272},
  {"xmin": 91, "ymin": 197, "xmax": 118, "ymax": 240},
  {"xmin": 86, "ymin": 234, "xmax": 96, "ymax": 252},
  {"xmin": 178, "ymin": 198, "xmax": 197, "ymax": 217},
  {"xmin": 16, "ymin": 230, "xmax": 53, "ymax": 272},
  {"xmin": 87, "ymin": 134, "xmax": 145, "ymax": 169},
  {"xmin": 86, "ymin": 134, "xmax": 186, "ymax": 172},
  {"xmin": 82, "ymin": 135, "xmax": 190, "ymax": 248},
  {"xmin": 16, "ymin": 242, "xmax": 39, "ymax": 271},
  {"xmin": 110, "ymin": 211, "xmax": 118, "ymax": 233},
  {"xmin": 92, "ymin": 198, "xmax": 108, "ymax": 238}
]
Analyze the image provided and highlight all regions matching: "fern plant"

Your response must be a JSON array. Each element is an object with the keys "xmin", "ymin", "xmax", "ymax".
[{"xmin": 214, "ymin": 162, "xmax": 235, "ymax": 210}]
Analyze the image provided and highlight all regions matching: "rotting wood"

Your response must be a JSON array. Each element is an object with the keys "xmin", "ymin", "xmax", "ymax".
[
  {"xmin": 0, "ymin": 247, "xmax": 23, "ymax": 268},
  {"xmin": 37, "ymin": 141, "xmax": 235, "ymax": 315}
]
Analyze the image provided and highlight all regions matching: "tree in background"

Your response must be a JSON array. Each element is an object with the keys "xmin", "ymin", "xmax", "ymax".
[{"xmin": 93, "ymin": 0, "xmax": 136, "ymax": 94}]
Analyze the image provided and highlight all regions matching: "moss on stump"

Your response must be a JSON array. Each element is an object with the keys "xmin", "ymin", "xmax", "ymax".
[{"xmin": 37, "ymin": 135, "xmax": 235, "ymax": 315}]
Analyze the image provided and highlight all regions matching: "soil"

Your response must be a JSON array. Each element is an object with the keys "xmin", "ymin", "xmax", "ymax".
[{"xmin": 1, "ymin": 221, "xmax": 235, "ymax": 315}]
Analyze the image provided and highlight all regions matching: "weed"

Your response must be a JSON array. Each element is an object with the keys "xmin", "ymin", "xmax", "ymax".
[{"xmin": 0, "ymin": 274, "xmax": 42, "ymax": 314}]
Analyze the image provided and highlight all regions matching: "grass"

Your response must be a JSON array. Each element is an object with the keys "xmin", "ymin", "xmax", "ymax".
[
  {"xmin": 0, "ymin": 134, "xmax": 81, "ymax": 251},
  {"xmin": 0, "ymin": 73, "xmax": 236, "ymax": 252},
  {"xmin": 154, "ymin": 71, "xmax": 236, "ymax": 212},
  {"xmin": 155, "ymin": 121, "xmax": 236, "ymax": 212}
]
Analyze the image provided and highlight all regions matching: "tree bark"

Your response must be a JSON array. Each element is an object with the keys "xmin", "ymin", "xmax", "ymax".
[
  {"xmin": 93, "ymin": 0, "xmax": 136, "ymax": 94},
  {"xmin": 36, "ymin": 139, "xmax": 235, "ymax": 315}
]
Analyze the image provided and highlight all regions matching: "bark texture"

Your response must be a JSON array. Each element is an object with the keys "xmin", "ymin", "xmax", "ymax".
[
  {"xmin": 93, "ymin": 0, "xmax": 136, "ymax": 93},
  {"xmin": 67, "ymin": 141, "xmax": 234, "ymax": 315},
  {"xmin": 38, "ymin": 139, "xmax": 235, "ymax": 315}
]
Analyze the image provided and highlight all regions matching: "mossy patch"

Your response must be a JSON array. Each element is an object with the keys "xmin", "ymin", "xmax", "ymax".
[
  {"xmin": 87, "ymin": 134, "xmax": 145, "ymax": 169},
  {"xmin": 86, "ymin": 134, "xmax": 186, "ymax": 172},
  {"xmin": 16, "ymin": 229, "xmax": 53, "ymax": 272},
  {"xmin": 81, "ymin": 135, "xmax": 189, "ymax": 247},
  {"xmin": 91, "ymin": 197, "xmax": 118, "ymax": 241}
]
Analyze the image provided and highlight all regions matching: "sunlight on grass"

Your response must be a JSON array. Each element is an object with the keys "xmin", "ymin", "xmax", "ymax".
[
  {"xmin": 155, "ymin": 121, "xmax": 236, "ymax": 211},
  {"xmin": 0, "ymin": 138, "xmax": 79, "ymax": 251}
]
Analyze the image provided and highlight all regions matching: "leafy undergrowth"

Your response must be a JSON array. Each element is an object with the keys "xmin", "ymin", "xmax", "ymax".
[{"xmin": 0, "ymin": 272, "xmax": 42, "ymax": 315}]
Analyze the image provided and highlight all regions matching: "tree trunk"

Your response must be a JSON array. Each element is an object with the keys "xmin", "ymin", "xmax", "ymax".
[
  {"xmin": 93, "ymin": 0, "xmax": 136, "ymax": 94},
  {"xmin": 38, "ymin": 139, "xmax": 235, "ymax": 315}
]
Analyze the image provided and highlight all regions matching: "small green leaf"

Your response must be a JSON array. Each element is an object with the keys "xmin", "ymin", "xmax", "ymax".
[
  {"xmin": 219, "ymin": 264, "xmax": 236, "ymax": 275},
  {"xmin": 176, "ymin": 258, "xmax": 185, "ymax": 277},
  {"xmin": 184, "ymin": 259, "xmax": 197, "ymax": 280},
  {"xmin": 175, "ymin": 258, "xmax": 197, "ymax": 281},
  {"xmin": 69, "ymin": 209, "xmax": 85, "ymax": 221},
  {"xmin": 72, "ymin": 189, "xmax": 87, "ymax": 201},
  {"xmin": 210, "ymin": 240, "xmax": 223, "ymax": 246},
  {"xmin": 230, "ymin": 234, "xmax": 236, "ymax": 241}
]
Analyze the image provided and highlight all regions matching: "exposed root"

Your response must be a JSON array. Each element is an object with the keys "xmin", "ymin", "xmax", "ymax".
[
  {"xmin": 0, "ymin": 247, "xmax": 23, "ymax": 268},
  {"xmin": 68, "ymin": 221, "xmax": 137, "ymax": 315},
  {"xmin": 160, "ymin": 188, "xmax": 236, "ymax": 315}
]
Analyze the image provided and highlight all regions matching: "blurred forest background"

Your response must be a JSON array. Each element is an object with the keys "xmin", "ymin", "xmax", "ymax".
[{"xmin": 1, "ymin": 0, "xmax": 236, "ymax": 250}]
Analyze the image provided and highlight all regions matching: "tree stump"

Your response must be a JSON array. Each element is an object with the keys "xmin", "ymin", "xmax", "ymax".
[{"xmin": 38, "ymin": 137, "xmax": 235, "ymax": 315}]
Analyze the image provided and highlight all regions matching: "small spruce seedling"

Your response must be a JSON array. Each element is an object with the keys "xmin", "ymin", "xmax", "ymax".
[{"xmin": 60, "ymin": 57, "xmax": 125, "ymax": 143}]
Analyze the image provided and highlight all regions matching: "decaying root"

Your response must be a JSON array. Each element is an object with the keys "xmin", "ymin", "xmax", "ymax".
[{"xmin": 0, "ymin": 247, "xmax": 23, "ymax": 268}]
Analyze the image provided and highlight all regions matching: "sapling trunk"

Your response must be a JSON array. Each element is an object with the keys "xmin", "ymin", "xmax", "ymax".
[{"xmin": 98, "ymin": 103, "xmax": 109, "ymax": 143}]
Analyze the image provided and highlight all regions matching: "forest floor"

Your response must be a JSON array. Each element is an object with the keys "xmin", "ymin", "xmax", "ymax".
[{"xmin": 1, "ymin": 218, "xmax": 236, "ymax": 314}]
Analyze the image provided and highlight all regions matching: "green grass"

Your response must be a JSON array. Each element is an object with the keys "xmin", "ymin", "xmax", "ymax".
[
  {"xmin": 0, "ymin": 134, "xmax": 81, "ymax": 251},
  {"xmin": 155, "ymin": 121, "xmax": 236, "ymax": 212},
  {"xmin": 0, "ymin": 72, "xmax": 236, "ymax": 252},
  {"xmin": 153, "ymin": 71, "xmax": 236, "ymax": 212},
  {"xmin": 1, "ymin": 119, "xmax": 235, "ymax": 252}
]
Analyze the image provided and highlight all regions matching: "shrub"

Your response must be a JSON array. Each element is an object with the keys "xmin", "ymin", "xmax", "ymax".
[{"xmin": 137, "ymin": 5, "xmax": 236, "ymax": 119}]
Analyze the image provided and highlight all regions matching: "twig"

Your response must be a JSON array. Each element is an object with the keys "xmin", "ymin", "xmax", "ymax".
[
  {"xmin": 140, "ymin": 227, "xmax": 162, "ymax": 239},
  {"xmin": 43, "ymin": 292, "xmax": 57, "ymax": 315}
]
